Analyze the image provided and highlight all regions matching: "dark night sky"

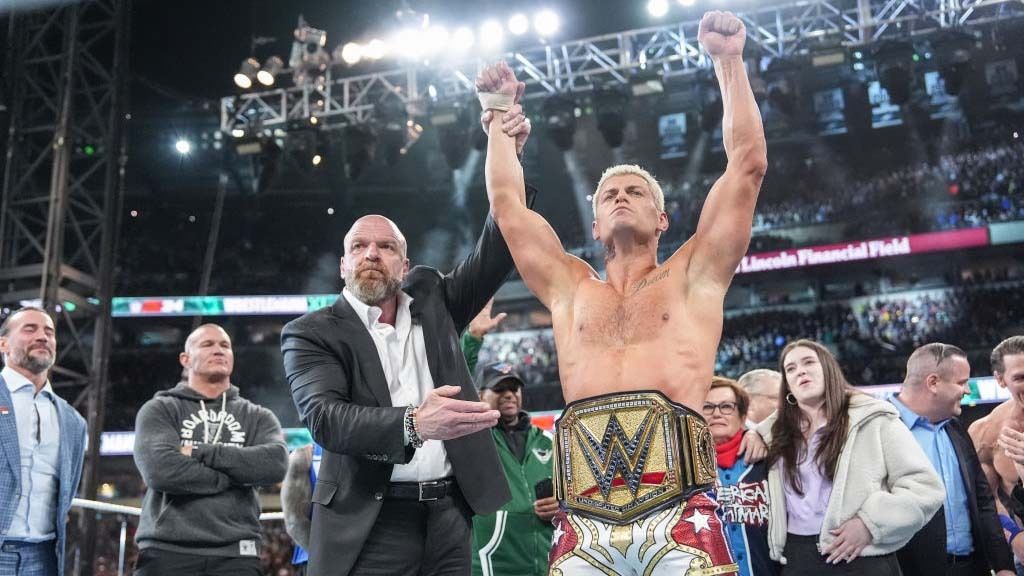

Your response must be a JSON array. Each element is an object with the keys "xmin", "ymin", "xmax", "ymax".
[{"xmin": 129, "ymin": 0, "xmax": 682, "ymax": 100}]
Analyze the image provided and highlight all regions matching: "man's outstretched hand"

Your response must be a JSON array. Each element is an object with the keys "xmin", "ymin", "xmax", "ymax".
[
  {"xmin": 415, "ymin": 385, "xmax": 500, "ymax": 441},
  {"xmin": 698, "ymin": 11, "xmax": 746, "ymax": 59}
]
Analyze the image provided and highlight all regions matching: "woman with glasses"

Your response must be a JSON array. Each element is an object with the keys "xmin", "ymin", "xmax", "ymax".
[
  {"xmin": 706, "ymin": 376, "xmax": 781, "ymax": 576},
  {"xmin": 756, "ymin": 339, "xmax": 944, "ymax": 575}
]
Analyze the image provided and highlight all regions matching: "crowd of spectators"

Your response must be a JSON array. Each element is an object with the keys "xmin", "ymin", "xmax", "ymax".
[{"xmin": 477, "ymin": 279, "xmax": 1024, "ymax": 394}]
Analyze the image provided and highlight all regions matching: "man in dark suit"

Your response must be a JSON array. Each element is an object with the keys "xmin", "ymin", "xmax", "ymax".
[
  {"xmin": 281, "ymin": 105, "xmax": 534, "ymax": 576},
  {"xmin": 893, "ymin": 342, "xmax": 1015, "ymax": 576}
]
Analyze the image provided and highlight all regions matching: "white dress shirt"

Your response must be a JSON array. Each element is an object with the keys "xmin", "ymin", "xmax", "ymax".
[
  {"xmin": 342, "ymin": 288, "xmax": 453, "ymax": 482},
  {"xmin": 2, "ymin": 365, "xmax": 61, "ymax": 542}
]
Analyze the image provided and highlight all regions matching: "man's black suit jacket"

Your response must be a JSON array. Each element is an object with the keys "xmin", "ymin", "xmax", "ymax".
[
  {"xmin": 896, "ymin": 417, "xmax": 1014, "ymax": 575},
  {"xmin": 281, "ymin": 189, "xmax": 534, "ymax": 576}
]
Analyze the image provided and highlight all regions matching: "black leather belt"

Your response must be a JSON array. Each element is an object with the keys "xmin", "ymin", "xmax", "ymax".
[
  {"xmin": 946, "ymin": 552, "xmax": 974, "ymax": 565},
  {"xmin": 385, "ymin": 478, "xmax": 458, "ymax": 501}
]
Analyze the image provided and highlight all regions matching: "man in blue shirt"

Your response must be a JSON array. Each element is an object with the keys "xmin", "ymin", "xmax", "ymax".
[
  {"xmin": 0, "ymin": 307, "xmax": 87, "ymax": 576},
  {"xmin": 893, "ymin": 342, "xmax": 1014, "ymax": 576}
]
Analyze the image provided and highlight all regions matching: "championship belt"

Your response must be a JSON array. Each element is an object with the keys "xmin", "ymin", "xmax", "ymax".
[{"xmin": 554, "ymin": 391, "xmax": 717, "ymax": 525}]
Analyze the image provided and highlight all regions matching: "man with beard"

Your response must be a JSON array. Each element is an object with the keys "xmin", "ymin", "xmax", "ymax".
[
  {"xmin": 0, "ymin": 307, "xmax": 87, "ymax": 576},
  {"xmin": 280, "ymin": 108, "xmax": 536, "ymax": 576},
  {"xmin": 133, "ymin": 324, "xmax": 288, "ymax": 576}
]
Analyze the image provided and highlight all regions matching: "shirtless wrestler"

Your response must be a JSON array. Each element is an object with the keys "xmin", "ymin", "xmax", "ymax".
[
  {"xmin": 969, "ymin": 336, "xmax": 1024, "ymax": 562},
  {"xmin": 476, "ymin": 11, "xmax": 767, "ymax": 575}
]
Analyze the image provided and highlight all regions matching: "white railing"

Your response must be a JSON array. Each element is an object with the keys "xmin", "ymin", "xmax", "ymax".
[{"xmin": 70, "ymin": 498, "xmax": 286, "ymax": 576}]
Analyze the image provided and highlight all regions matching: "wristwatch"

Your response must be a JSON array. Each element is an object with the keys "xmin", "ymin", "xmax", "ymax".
[{"xmin": 404, "ymin": 406, "xmax": 424, "ymax": 448}]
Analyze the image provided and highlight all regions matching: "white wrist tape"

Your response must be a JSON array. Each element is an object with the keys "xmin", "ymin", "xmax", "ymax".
[{"xmin": 477, "ymin": 91, "xmax": 514, "ymax": 112}]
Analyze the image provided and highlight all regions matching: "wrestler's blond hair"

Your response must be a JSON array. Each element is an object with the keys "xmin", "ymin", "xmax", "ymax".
[{"xmin": 592, "ymin": 164, "xmax": 665, "ymax": 217}]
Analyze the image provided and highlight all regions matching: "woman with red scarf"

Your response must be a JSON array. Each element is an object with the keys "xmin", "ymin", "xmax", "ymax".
[{"xmin": 706, "ymin": 376, "xmax": 781, "ymax": 576}]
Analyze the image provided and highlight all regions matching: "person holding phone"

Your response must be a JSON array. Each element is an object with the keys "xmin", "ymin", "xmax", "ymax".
[{"xmin": 471, "ymin": 363, "xmax": 556, "ymax": 576}]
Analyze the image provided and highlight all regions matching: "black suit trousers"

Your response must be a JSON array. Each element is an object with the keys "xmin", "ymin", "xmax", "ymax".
[{"xmin": 349, "ymin": 491, "xmax": 473, "ymax": 576}]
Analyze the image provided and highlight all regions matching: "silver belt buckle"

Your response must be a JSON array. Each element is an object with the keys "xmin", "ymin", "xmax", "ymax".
[{"xmin": 419, "ymin": 480, "xmax": 444, "ymax": 501}]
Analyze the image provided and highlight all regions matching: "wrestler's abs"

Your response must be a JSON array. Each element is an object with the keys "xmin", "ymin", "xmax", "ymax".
[{"xmin": 552, "ymin": 278, "xmax": 724, "ymax": 413}]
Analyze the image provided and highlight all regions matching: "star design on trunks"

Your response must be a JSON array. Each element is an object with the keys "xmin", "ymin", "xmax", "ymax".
[
  {"xmin": 685, "ymin": 509, "xmax": 711, "ymax": 533},
  {"xmin": 552, "ymin": 524, "xmax": 566, "ymax": 547}
]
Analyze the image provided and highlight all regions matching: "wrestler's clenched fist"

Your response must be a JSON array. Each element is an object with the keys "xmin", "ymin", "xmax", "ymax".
[{"xmin": 698, "ymin": 11, "xmax": 746, "ymax": 58}]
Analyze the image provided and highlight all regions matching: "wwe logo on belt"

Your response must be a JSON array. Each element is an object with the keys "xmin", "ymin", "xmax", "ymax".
[{"xmin": 576, "ymin": 411, "xmax": 658, "ymax": 500}]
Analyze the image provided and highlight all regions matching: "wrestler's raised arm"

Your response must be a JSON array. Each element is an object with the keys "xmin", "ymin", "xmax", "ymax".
[
  {"xmin": 478, "ymin": 62, "xmax": 595, "ymax": 308},
  {"xmin": 672, "ymin": 12, "xmax": 767, "ymax": 291}
]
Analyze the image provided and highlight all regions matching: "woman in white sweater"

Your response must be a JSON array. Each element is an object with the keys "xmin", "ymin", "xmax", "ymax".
[{"xmin": 757, "ymin": 339, "xmax": 944, "ymax": 575}]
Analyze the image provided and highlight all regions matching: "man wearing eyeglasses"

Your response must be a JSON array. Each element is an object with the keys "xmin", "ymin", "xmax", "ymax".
[
  {"xmin": 893, "ymin": 343, "xmax": 1014, "ymax": 576},
  {"xmin": 0, "ymin": 307, "xmax": 87, "ymax": 576},
  {"xmin": 705, "ymin": 376, "xmax": 779, "ymax": 576}
]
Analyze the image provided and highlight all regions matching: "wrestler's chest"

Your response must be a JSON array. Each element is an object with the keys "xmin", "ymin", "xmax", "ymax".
[{"xmin": 570, "ymin": 290, "xmax": 691, "ymax": 346}]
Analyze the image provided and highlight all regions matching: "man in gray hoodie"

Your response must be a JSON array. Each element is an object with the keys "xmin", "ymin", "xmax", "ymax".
[{"xmin": 133, "ymin": 323, "xmax": 288, "ymax": 576}]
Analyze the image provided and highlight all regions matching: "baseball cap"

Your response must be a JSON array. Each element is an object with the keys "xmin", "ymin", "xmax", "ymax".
[{"xmin": 478, "ymin": 362, "xmax": 525, "ymax": 392}]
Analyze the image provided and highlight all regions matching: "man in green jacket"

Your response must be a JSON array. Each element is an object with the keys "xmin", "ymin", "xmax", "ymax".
[{"xmin": 471, "ymin": 363, "xmax": 557, "ymax": 576}]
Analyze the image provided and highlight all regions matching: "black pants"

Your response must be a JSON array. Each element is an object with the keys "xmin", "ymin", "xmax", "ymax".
[
  {"xmin": 133, "ymin": 548, "xmax": 261, "ymax": 576},
  {"xmin": 781, "ymin": 534, "xmax": 903, "ymax": 576},
  {"xmin": 349, "ymin": 490, "xmax": 473, "ymax": 576}
]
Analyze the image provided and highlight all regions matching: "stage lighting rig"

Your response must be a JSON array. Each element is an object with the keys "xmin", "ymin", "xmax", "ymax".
[
  {"xmin": 290, "ymin": 16, "xmax": 330, "ymax": 86},
  {"xmin": 542, "ymin": 94, "xmax": 577, "ymax": 151}
]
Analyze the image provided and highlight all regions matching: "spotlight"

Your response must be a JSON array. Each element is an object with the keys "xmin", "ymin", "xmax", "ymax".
[
  {"xmin": 290, "ymin": 16, "xmax": 331, "ymax": 85},
  {"xmin": 230, "ymin": 128, "xmax": 246, "ymax": 138},
  {"xmin": 630, "ymin": 70, "xmax": 664, "ymax": 97},
  {"xmin": 425, "ymin": 25, "xmax": 450, "ymax": 53},
  {"xmin": 174, "ymin": 139, "xmax": 192, "ymax": 155},
  {"xmin": 376, "ymin": 95, "xmax": 409, "ymax": 166},
  {"xmin": 594, "ymin": 85, "xmax": 629, "ymax": 148},
  {"xmin": 294, "ymin": 19, "xmax": 327, "ymax": 47},
  {"xmin": 647, "ymin": 0, "xmax": 670, "ymax": 18},
  {"xmin": 337, "ymin": 42, "xmax": 363, "ymax": 65},
  {"xmin": 480, "ymin": 20, "xmax": 504, "ymax": 51},
  {"xmin": 677, "ymin": 0, "xmax": 695, "ymax": 5},
  {"xmin": 432, "ymin": 100, "xmax": 472, "ymax": 170},
  {"xmin": 393, "ymin": 27, "xmax": 425, "ymax": 60},
  {"xmin": 365, "ymin": 39, "xmax": 386, "ymax": 60},
  {"xmin": 542, "ymin": 94, "xmax": 577, "ymax": 150},
  {"xmin": 534, "ymin": 10, "xmax": 560, "ymax": 37},
  {"xmin": 233, "ymin": 57, "xmax": 259, "ymax": 89},
  {"xmin": 452, "ymin": 27, "xmax": 475, "ymax": 52},
  {"xmin": 933, "ymin": 30, "xmax": 975, "ymax": 96},
  {"xmin": 344, "ymin": 124, "xmax": 377, "ymax": 180},
  {"xmin": 257, "ymin": 56, "xmax": 283, "ymax": 86},
  {"xmin": 874, "ymin": 41, "xmax": 914, "ymax": 106},
  {"xmin": 312, "ymin": 154, "xmax": 323, "ymax": 166},
  {"xmin": 508, "ymin": 14, "xmax": 529, "ymax": 36}
]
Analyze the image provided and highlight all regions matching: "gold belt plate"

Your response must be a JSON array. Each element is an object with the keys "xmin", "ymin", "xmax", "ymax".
[{"xmin": 554, "ymin": 392, "xmax": 717, "ymax": 524}]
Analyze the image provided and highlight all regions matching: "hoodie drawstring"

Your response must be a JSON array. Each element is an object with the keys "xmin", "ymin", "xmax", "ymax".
[{"xmin": 199, "ymin": 393, "xmax": 228, "ymax": 444}]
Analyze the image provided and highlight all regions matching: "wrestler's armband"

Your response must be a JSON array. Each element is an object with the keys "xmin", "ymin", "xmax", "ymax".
[{"xmin": 405, "ymin": 406, "xmax": 425, "ymax": 449}]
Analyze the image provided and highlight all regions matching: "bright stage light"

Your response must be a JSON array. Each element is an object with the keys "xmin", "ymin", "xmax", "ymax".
[
  {"xmin": 508, "ymin": 13, "xmax": 529, "ymax": 36},
  {"xmin": 677, "ymin": 0, "xmax": 696, "ymax": 6},
  {"xmin": 340, "ymin": 42, "xmax": 363, "ymax": 65},
  {"xmin": 393, "ymin": 27, "xmax": 425, "ymax": 59},
  {"xmin": 257, "ymin": 56, "xmax": 283, "ymax": 86},
  {"xmin": 174, "ymin": 139, "xmax": 192, "ymax": 155},
  {"xmin": 365, "ymin": 39, "xmax": 387, "ymax": 60},
  {"xmin": 230, "ymin": 129, "xmax": 245, "ymax": 138},
  {"xmin": 425, "ymin": 25, "xmax": 450, "ymax": 53},
  {"xmin": 648, "ymin": 0, "xmax": 670, "ymax": 17},
  {"xmin": 452, "ymin": 26, "xmax": 475, "ymax": 52},
  {"xmin": 534, "ymin": 10, "xmax": 560, "ymax": 37},
  {"xmin": 312, "ymin": 154, "xmax": 323, "ymax": 166},
  {"xmin": 480, "ymin": 20, "xmax": 504, "ymax": 51},
  {"xmin": 233, "ymin": 57, "xmax": 259, "ymax": 89}
]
